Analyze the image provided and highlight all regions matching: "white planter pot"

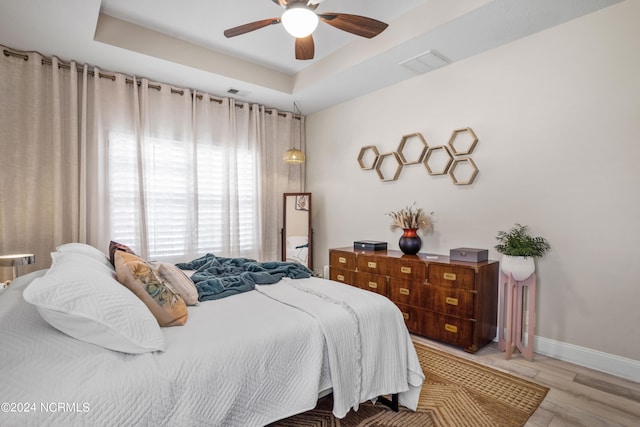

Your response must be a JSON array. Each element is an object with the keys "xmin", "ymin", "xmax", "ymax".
[{"xmin": 500, "ymin": 255, "xmax": 535, "ymax": 281}]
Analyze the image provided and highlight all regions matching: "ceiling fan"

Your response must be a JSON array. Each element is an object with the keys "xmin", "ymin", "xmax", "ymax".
[{"xmin": 223, "ymin": 0, "xmax": 389, "ymax": 60}]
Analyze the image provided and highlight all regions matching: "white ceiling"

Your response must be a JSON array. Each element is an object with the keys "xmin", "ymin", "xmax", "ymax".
[{"xmin": 0, "ymin": 0, "xmax": 623, "ymax": 114}]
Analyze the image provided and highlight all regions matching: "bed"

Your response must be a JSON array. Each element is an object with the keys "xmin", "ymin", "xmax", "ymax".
[{"xmin": 0, "ymin": 244, "xmax": 424, "ymax": 426}]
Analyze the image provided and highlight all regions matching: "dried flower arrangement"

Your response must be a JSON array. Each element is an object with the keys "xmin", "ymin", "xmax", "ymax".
[{"xmin": 387, "ymin": 202, "xmax": 434, "ymax": 232}]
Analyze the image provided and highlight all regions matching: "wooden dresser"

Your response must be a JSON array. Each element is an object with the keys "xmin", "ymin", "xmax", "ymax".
[{"xmin": 329, "ymin": 247, "xmax": 499, "ymax": 353}]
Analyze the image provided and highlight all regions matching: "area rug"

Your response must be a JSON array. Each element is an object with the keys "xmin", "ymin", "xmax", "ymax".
[{"xmin": 270, "ymin": 342, "xmax": 548, "ymax": 427}]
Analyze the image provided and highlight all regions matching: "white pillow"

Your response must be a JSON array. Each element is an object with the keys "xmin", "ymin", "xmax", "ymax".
[
  {"xmin": 55, "ymin": 242, "xmax": 113, "ymax": 269},
  {"xmin": 23, "ymin": 252, "xmax": 165, "ymax": 354},
  {"xmin": 50, "ymin": 251, "xmax": 116, "ymax": 276}
]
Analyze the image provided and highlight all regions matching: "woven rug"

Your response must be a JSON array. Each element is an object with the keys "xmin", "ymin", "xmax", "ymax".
[{"xmin": 270, "ymin": 342, "xmax": 548, "ymax": 427}]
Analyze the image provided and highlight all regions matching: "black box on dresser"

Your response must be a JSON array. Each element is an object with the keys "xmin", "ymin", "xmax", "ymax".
[{"xmin": 353, "ymin": 240, "xmax": 388, "ymax": 251}]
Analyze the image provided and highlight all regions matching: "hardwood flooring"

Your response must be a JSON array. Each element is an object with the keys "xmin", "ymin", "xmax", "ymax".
[{"xmin": 411, "ymin": 335, "xmax": 640, "ymax": 427}]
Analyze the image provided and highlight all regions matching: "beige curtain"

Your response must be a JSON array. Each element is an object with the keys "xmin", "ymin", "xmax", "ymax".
[
  {"xmin": 0, "ymin": 45, "xmax": 305, "ymax": 279},
  {"xmin": 0, "ymin": 51, "xmax": 84, "ymax": 278}
]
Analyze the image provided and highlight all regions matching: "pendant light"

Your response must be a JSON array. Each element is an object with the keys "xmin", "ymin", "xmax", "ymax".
[
  {"xmin": 284, "ymin": 102, "xmax": 306, "ymax": 164},
  {"xmin": 283, "ymin": 148, "xmax": 305, "ymax": 164}
]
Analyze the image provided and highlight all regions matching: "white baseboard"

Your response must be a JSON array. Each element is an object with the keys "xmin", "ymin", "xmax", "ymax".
[{"xmin": 533, "ymin": 335, "xmax": 640, "ymax": 383}]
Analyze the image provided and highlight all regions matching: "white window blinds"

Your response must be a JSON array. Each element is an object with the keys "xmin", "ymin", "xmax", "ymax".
[{"xmin": 108, "ymin": 132, "xmax": 257, "ymax": 261}]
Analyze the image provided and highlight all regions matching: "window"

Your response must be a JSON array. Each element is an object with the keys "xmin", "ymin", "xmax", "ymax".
[{"xmin": 108, "ymin": 133, "xmax": 257, "ymax": 261}]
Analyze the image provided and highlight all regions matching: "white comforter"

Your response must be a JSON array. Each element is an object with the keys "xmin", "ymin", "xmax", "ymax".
[{"xmin": 0, "ymin": 271, "xmax": 423, "ymax": 426}]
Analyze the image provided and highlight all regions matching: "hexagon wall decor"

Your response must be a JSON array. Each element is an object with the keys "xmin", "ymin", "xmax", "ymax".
[
  {"xmin": 358, "ymin": 127, "xmax": 480, "ymax": 185},
  {"xmin": 423, "ymin": 145, "xmax": 454, "ymax": 175},
  {"xmin": 449, "ymin": 157, "xmax": 479, "ymax": 185},
  {"xmin": 357, "ymin": 145, "xmax": 379, "ymax": 170},
  {"xmin": 396, "ymin": 133, "xmax": 428, "ymax": 165},
  {"xmin": 448, "ymin": 127, "xmax": 478, "ymax": 155},
  {"xmin": 375, "ymin": 152, "xmax": 403, "ymax": 182}
]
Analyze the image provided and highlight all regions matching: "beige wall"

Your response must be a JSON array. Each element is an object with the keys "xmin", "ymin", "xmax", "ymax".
[{"xmin": 306, "ymin": 1, "xmax": 640, "ymax": 366}]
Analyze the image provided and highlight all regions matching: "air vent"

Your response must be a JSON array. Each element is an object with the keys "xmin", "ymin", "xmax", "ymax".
[
  {"xmin": 400, "ymin": 50, "xmax": 450, "ymax": 74},
  {"xmin": 226, "ymin": 88, "xmax": 250, "ymax": 97}
]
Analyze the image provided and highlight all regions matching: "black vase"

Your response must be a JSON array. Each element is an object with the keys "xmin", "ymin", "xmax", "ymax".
[{"xmin": 399, "ymin": 228, "xmax": 422, "ymax": 255}]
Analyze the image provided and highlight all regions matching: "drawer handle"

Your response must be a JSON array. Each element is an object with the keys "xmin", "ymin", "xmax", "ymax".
[
  {"xmin": 443, "ymin": 272, "xmax": 457, "ymax": 281},
  {"xmin": 338, "ymin": 257, "xmax": 346, "ymax": 264},
  {"xmin": 399, "ymin": 288, "xmax": 410, "ymax": 296},
  {"xmin": 367, "ymin": 261, "xmax": 377, "ymax": 269},
  {"xmin": 445, "ymin": 297, "xmax": 459, "ymax": 306},
  {"xmin": 368, "ymin": 281, "xmax": 378, "ymax": 289},
  {"xmin": 400, "ymin": 266, "xmax": 412, "ymax": 274},
  {"xmin": 402, "ymin": 312, "xmax": 409, "ymax": 320},
  {"xmin": 337, "ymin": 275, "xmax": 345, "ymax": 281},
  {"xmin": 445, "ymin": 323, "xmax": 458, "ymax": 333}
]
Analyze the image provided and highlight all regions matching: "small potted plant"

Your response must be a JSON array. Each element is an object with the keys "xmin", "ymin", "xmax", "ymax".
[
  {"xmin": 495, "ymin": 223, "xmax": 550, "ymax": 280},
  {"xmin": 387, "ymin": 203, "xmax": 433, "ymax": 255}
]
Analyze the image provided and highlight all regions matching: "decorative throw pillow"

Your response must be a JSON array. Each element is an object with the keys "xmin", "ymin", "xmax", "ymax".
[
  {"xmin": 155, "ymin": 262, "xmax": 199, "ymax": 305},
  {"xmin": 23, "ymin": 252, "xmax": 165, "ymax": 354},
  {"xmin": 109, "ymin": 240, "xmax": 137, "ymax": 265},
  {"xmin": 114, "ymin": 252, "xmax": 188, "ymax": 327}
]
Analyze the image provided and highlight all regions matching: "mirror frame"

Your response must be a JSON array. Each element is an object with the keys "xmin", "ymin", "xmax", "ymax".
[{"xmin": 282, "ymin": 192, "xmax": 313, "ymax": 270}]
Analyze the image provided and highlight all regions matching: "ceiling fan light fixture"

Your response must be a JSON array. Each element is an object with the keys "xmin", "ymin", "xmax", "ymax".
[
  {"xmin": 281, "ymin": 7, "xmax": 319, "ymax": 38},
  {"xmin": 284, "ymin": 148, "xmax": 306, "ymax": 164}
]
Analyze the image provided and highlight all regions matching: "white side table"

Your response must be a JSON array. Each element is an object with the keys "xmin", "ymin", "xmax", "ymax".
[{"xmin": 0, "ymin": 254, "xmax": 35, "ymax": 286}]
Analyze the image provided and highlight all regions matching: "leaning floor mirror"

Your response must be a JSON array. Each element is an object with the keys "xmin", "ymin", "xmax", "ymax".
[{"xmin": 282, "ymin": 193, "xmax": 312, "ymax": 270}]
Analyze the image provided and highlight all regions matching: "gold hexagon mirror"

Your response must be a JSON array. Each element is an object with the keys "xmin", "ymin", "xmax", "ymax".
[
  {"xmin": 375, "ymin": 152, "xmax": 403, "ymax": 182},
  {"xmin": 423, "ymin": 145, "xmax": 454, "ymax": 175},
  {"xmin": 448, "ymin": 127, "xmax": 478, "ymax": 155},
  {"xmin": 357, "ymin": 145, "xmax": 380, "ymax": 170},
  {"xmin": 396, "ymin": 133, "xmax": 428, "ymax": 165},
  {"xmin": 449, "ymin": 158, "xmax": 479, "ymax": 185}
]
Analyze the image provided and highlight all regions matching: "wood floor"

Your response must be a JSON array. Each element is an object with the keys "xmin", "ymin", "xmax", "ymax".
[{"xmin": 411, "ymin": 335, "xmax": 640, "ymax": 427}]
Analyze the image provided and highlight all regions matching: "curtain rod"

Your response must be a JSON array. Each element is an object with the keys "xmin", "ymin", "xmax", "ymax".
[{"xmin": 2, "ymin": 48, "xmax": 301, "ymax": 119}]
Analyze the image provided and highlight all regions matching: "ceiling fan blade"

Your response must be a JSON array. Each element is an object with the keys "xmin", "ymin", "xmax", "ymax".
[
  {"xmin": 295, "ymin": 35, "xmax": 315, "ymax": 60},
  {"xmin": 224, "ymin": 18, "xmax": 281, "ymax": 38},
  {"xmin": 272, "ymin": 0, "xmax": 288, "ymax": 6},
  {"xmin": 318, "ymin": 13, "xmax": 388, "ymax": 38}
]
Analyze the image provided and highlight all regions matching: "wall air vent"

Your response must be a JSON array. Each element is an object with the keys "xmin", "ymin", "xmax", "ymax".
[
  {"xmin": 226, "ymin": 88, "xmax": 250, "ymax": 97},
  {"xmin": 400, "ymin": 50, "xmax": 450, "ymax": 74}
]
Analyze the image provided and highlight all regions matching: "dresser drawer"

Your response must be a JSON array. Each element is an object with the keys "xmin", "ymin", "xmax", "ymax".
[
  {"xmin": 357, "ymin": 254, "xmax": 389, "ymax": 276},
  {"xmin": 388, "ymin": 258, "xmax": 427, "ymax": 281},
  {"xmin": 421, "ymin": 310, "xmax": 476, "ymax": 351},
  {"xmin": 330, "ymin": 267, "xmax": 356, "ymax": 286},
  {"xmin": 428, "ymin": 264, "xmax": 475, "ymax": 290},
  {"xmin": 330, "ymin": 250, "xmax": 356, "ymax": 271},
  {"xmin": 388, "ymin": 277, "xmax": 427, "ymax": 307},
  {"xmin": 393, "ymin": 303, "xmax": 422, "ymax": 334},
  {"xmin": 424, "ymin": 286, "xmax": 475, "ymax": 318},
  {"xmin": 356, "ymin": 272, "xmax": 387, "ymax": 296}
]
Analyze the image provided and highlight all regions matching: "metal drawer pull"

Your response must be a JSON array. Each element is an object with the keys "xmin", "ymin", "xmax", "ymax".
[
  {"xmin": 402, "ymin": 312, "xmax": 409, "ymax": 320},
  {"xmin": 338, "ymin": 257, "xmax": 346, "ymax": 264},
  {"xmin": 400, "ymin": 266, "xmax": 412, "ymax": 274},
  {"xmin": 443, "ymin": 272, "xmax": 457, "ymax": 281},
  {"xmin": 367, "ymin": 261, "xmax": 377, "ymax": 268},
  {"xmin": 368, "ymin": 281, "xmax": 378, "ymax": 289},
  {"xmin": 445, "ymin": 323, "xmax": 458, "ymax": 333},
  {"xmin": 337, "ymin": 275, "xmax": 345, "ymax": 281},
  {"xmin": 445, "ymin": 297, "xmax": 459, "ymax": 306},
  {"xmin": 399, "ymin": 288, "xmax": 410, "ymax": 295}
]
